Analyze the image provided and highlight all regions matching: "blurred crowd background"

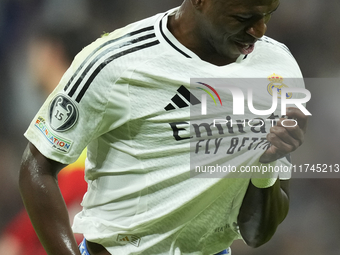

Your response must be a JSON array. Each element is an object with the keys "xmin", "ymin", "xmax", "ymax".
[{"xmin": 0, "ymin": 0, "xmax": 339, "ymax": 254}]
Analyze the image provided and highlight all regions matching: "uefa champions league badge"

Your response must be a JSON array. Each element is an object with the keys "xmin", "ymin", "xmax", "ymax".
[
  {"xmin": 267, "ymin": 73, "xmax": 293, "ymax": 99},
  {"xmin": 49, "ymin": 94, "xmax": 79, "ymax": 132}
]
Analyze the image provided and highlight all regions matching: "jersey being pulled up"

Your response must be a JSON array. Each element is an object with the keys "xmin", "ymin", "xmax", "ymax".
[{"xmin": 24, "ymin": 8, "xmax": 304, "ymax": 255}]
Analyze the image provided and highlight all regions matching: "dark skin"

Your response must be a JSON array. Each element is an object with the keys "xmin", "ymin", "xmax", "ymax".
[
  {"xmin": 169, "ymin": 0, "xmax": 280, "ymax": 66},
  {"xmin": 239, "ymin": 108, "xmax": 307, "ymax": 248},
  {"xmin": 20, "ymin": 144, "xmax": 109, "ymax": 255},
  {"xmin": 19, "ymin": 0, "xmax": 307, "ymax": 254},
  {"xmin": 19, "ymin": 143, "xmax": 79, "ymax": 255}
]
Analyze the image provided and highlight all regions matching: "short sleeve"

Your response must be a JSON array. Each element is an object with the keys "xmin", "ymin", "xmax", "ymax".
[{"xmin": 24, "ymin": 46, "xmax": 131, "ymax": 164}]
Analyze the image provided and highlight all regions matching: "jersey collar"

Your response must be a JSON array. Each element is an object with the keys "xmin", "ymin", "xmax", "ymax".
[
  {"xmin": 155, "ymin": 8, "xmax": 248, "ymax": 64},
  {"xmin": 155, "ymin": 8, "xmax": 200, "ymax": 60}
]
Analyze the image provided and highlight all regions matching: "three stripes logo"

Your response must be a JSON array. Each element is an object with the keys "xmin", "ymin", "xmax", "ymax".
[
  {"xmin": 63, "ymin": 26, "xmax": 160, "ymax": 103},
  {"xmin": 164, "ymin": 85, "xmax": 201, "ymax": 111},
  {"xmin": 164, "ymin": 83, "xmax": 223, "ymax": 113},
  {"xmin": 117, "ymin": 234, "xmax": 141, "ymax": 247}
]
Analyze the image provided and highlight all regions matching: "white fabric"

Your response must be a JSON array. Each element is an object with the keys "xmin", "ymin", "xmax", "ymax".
[{"xmin": 24, "ymin": 8, "xmax": 303, "ymax": 255}]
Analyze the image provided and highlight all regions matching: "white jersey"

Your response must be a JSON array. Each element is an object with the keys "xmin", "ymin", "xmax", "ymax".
[{"xmin": 25, "ymin": 7, "xmax": 303, "ymax": 255}]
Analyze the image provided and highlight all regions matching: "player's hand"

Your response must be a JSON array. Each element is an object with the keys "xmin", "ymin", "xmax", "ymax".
[{"xmin": 259, "ymin": 107, "xmax": 308, "ymax": 163}]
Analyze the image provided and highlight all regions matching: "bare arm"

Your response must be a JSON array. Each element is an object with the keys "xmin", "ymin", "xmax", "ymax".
[
  {"xmin": 19, "ymin": 142, "xmax": 81, "ymax": 255},
  {"xmin": 238, "ymin": 179, "xmax": 289, "ymax": 248},
  {"xmin": 238, "ymin": 108, "xmax": 307, "ymax": 247}
]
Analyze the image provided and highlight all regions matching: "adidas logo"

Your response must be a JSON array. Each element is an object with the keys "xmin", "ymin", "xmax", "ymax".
[
  {"xmin": 117, "ymin": 234, "xmax": 141, "ymax": 247},
  {"xmin": 164, "ymin": 85, "xmax": 201, "ymax": 111}
]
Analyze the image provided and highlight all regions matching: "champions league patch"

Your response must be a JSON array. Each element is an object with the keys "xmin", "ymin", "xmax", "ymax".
[
  {"xmin": 34, "ymin": 116, "xmax": 73, "ymax": 153},
  {"xmin": 49, "ymin": 94, "xmax": 78, "ymax": 132}
]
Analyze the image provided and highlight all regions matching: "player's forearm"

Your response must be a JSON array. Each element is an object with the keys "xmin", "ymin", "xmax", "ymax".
[
  {"xmin": 19, "ymin": 144, "xmax": 81, "ymax": 255},
  {"xmin": 237, "ymin": 179, "xmax": 289, "ymax": 248}
]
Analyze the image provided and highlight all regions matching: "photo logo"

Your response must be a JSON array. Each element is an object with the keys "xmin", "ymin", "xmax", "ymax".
[
  {"xmin": 188, "ymin": 78, "xmax": 317, "ymax": 180},
  {"xmin": 197, "ymin": 82, "xmax": 222, "ymax": 115},
  {"xmin": 199, "ymin": 80, "xmax": 311, "ymax": 117}
]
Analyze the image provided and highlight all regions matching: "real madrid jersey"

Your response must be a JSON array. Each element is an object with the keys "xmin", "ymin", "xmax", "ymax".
[{"xmin": 24, "ymin": 7, "xmax": 304, "ymax": 255}]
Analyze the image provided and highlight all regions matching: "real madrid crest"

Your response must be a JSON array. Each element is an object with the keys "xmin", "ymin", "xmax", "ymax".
[
  {"xmin": 267, "ymin": 73, "xmax": 292, "ymax": 99},
  {"xmin": 49, "ymin": 94, "xmax": 79, "ymax": 132}
]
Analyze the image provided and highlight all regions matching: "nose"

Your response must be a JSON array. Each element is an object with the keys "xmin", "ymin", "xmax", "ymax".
[{"xmin": 246, "ymin": 18, "xmax": 267, "ymax": 39}]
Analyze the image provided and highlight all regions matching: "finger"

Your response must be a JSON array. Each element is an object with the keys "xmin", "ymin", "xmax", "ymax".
[
  {"xmin": 276, "ymin": 119, "xmax": 304, "ymax": 146},
  {"xmin": 285, "ymin": 107, "xmax": 308, "ymax": 133},
  {"xmin": 266, "ymin": 130, "xmax": 299, "ymax": 154},
  {"xmin": 259, "ymin": 145, "xmax": 282, "ymax": 163}
]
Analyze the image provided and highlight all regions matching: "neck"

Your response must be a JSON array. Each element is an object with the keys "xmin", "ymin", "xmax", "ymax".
[{"xmin": 167, "ymin": 3, "xmax": 237, "ymax": 66}]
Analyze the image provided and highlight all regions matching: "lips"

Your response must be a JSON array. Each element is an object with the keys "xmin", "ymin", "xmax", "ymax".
[{"xmin": 234, "ymin": 40, "xmax": 256, "ymax": 55}]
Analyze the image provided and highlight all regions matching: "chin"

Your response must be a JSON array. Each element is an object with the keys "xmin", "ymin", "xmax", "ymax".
[{"xmin": 220, "ymin": 50, "xmax": 240, "ymax": 61}]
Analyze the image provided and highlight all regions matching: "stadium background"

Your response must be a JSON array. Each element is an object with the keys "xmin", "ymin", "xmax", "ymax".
[{"xmin": 0, "ymin": 0, "xmax": 339, "ymax": 254}]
